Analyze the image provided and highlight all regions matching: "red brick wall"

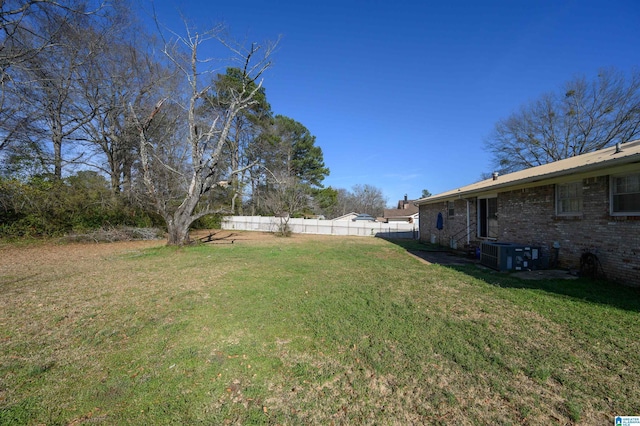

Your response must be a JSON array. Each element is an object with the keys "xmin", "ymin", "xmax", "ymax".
[
  {"xmin": 419, "ymin": 175, "xmax": 640, "ymax": 286},
  {"xmin": 419, "ymin": 199, "xmax": 477, "ymax": 247}
]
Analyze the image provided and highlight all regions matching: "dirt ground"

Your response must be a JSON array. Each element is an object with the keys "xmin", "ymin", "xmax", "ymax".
[{"xmin": 0, "ymin": 230, "xmax": 338, "ymax": 270}]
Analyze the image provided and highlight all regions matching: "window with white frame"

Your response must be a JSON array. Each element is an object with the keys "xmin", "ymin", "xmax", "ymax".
[
  {"xmin": 447, "ymin": 201, "xmax": 455, "ymax": 217},
  {"xmin": 611, "ymin": 173, "xmax": 640, "ymax": 215},
  {"xmin": 556, "ymin": 181, "xmax": 583, "ymax": 215}
]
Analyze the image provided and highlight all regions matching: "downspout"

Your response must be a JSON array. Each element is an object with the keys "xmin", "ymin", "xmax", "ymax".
[
  {"xmin": 460, "ymin": 197, "xmax": 471, "ymax": 247},
  {"xmin": 460, "ymin": 196, "xmax": 472, "ymax": 245},
  {"xmin": 466, "ymin": 199, "xmax": 470, "ymax": 245}
]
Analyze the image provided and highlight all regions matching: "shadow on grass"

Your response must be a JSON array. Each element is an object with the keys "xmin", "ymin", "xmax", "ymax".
[
  {"xmin": 383, "ymin": 237, "xmax": 640, "ymax": 313},
  {"xmin": 378, "ymin": 237, "xmax": 447, "ymax": 252}
]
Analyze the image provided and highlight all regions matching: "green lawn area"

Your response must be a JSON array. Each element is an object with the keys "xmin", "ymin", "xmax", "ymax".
[{"xmin": 1, "ymin": 233, "xmax": 639, "ymax": 425}]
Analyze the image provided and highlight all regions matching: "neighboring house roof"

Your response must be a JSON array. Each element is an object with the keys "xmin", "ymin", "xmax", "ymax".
[
  {"xmin": 332, "ymin": 212, "xmax": 359, "ymax": 221},
  {"xmin": 352, "ymin": 214, "xmax": 377, "ymax": 221},
  {"xmin": 395, "ymin": 198, "xmax": 419, "ymax": 212},
  {"xmin": 383, "ymin": 209, "xmax": 419, "ymax": 220},
  {"xmin": 416, "ymin": 139, "xmax": 640, "ymax": 205},
  {"xmin": 382, "ymin": 213, "xmax": 419, "ymax": 223},
  {"xmin": 384, "ymin": 196, "xmax": 419, "ymax": 221}
]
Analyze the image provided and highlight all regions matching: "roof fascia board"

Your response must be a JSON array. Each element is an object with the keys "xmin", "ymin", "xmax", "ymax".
[{"xmin": 416, "ymin": 156, "xmax": 640, "ymax": 205}]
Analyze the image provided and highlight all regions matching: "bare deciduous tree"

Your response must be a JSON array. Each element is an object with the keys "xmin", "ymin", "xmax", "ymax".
[
  {"xmin": 349, "ymin": 184, "xmax": 387, "ymax": 217},
  {"xmin": 1, "ymin": 0, "xmax": 88, "ymax": 68},
  {"xmin": 134, "ymin": 23, "xmax": 276, "ymax": 245},
  {"xmin": 79, "ymin": 30, "xmax": 176, "ymax": 196},
  {"xmin": 260, "ymin": 173, "xmax": 309, "ymax": 236},
  {"xmin": 0, "ymin": 0, "xmax": 103, "ymax": 164},
  {"xmin": 330, "ymin": 184, "xmax": 387, "ymax": 218},
  {"xmin": 6, "ymin": 2, "xmax": 114, "ymax": 179},
  {"xmin": 487, "ymin": 68, "xmax": 640, "ymax": 173}
]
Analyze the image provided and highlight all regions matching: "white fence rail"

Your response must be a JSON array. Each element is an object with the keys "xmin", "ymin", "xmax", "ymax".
[{"xmin": 221, "ymin": 216, "xmax": 419, "ymax": 239}]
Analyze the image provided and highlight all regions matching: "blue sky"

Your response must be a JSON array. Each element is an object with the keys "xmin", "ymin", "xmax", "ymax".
[{"xmin": 142, "ymin": 0, "xmax": 640, "ymax": 205}]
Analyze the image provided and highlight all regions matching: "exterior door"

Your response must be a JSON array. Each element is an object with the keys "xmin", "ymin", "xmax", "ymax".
[{"xmin": 478, "ymin": 197, "xmax": 498, "ymax": 238}]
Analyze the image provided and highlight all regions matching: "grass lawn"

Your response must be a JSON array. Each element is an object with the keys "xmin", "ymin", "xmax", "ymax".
[{"xmin": 1, "ymin": 232, "xmax": 639, "ymax": 425}]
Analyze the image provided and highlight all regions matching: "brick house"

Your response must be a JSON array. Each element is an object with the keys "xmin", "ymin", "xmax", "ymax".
[{"xmin": 415, "ymin": 140, "xmax": 640, "ymax": 286}]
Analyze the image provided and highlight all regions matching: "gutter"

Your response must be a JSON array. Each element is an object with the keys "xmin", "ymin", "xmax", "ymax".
[{"xmin": 415, "ymin": 153, "xmax": 640, "ymax": 206}]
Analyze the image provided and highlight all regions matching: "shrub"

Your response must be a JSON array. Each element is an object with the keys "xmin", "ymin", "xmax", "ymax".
[
  {"xmin": 190, "ymin": 214, "xmax": 222, "ymax": 230},
  {"xmin": 0, "ymin": 173, "xmax": 162, "ymax": 238}
]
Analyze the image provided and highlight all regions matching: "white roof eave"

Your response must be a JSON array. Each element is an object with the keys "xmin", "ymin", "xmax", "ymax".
[{"xmin": 415, "ymin": 144, "xmax": 640, "ymax": 206}]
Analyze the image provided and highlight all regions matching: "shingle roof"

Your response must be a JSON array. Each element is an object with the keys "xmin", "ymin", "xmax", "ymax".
[
  {"xmin": 383, "ymin": 209, "xmax": 419, "ymax": 218},
  {"xmin": 415, "ymin": 139, "xmax": 640, "ymax": 205}
]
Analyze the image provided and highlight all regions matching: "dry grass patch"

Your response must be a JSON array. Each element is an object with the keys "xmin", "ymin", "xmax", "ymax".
[{"xmin": 1, "ymin": 232, "xmax": 639, "ymax": 424}]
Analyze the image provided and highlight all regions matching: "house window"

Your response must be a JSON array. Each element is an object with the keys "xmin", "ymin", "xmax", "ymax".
[
  {"xmin": 478, "ymin": 197, "xmax": 498, "ymax": 238},
  {"xmin": 556, "ymin": 181, "xmax": 583, "ymax": 215},
  {"xmin": 447, "ymin": 201, "xmax": 455, "ymax": 217},
  {"xmin": 611, "ymin": 173, "xmax": 640, "ymax": 215}
]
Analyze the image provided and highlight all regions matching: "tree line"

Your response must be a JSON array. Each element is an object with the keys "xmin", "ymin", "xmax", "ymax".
[
  {"xmin": 10, "ymin": 3, "xmax": 632, "ymax": 241},
  {"xmin": 1, "ymin": 0, "xmax": 386, "ymax": 243}
]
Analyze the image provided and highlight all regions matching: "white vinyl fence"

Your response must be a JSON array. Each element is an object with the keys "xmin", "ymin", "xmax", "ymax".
[{"xmin": 221, "ymin": 216, "xmax": 419, "ymax": 239}]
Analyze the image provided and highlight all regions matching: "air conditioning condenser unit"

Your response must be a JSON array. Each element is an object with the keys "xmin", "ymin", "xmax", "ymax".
[{"xmin": 480, "ymin": 242, "xmax": 541, "ymax": 271}]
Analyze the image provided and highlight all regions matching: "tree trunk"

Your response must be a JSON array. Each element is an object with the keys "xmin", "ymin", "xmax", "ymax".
[
  {"xmin": 107, "ymin": 150, "xmax": 122, "ymax": 194},
  {"xmin": 122, "ymin": 162, "xmax": 132, "ymax": 199},
  {"xmin": 166, "ymin": 214, "xmax": 193, "ymax": 246},
  {"xmin": 53, "ymin": 135, "xmax": 62, "ymax": 179},
  {"xmin": 231, "ymin": 192, "xmax": 238, "ymax": 215},
  {"xmin": 165, "ymin": 188, "xmax": 201, "ymax": 246},
  {"xmin": 109, "ymin": 169, "xmax": 121, "ymax": 194}
]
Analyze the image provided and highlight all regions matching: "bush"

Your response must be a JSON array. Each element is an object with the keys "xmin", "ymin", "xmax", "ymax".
[
  {"xmin": 190, "ymin": 214, "xmax": 222, "ymax": 230},
  {"xmin": 274, "ymin": 221, "xmax": 292, "ymax": 237},
  {"xmin": 62, "ymin": 226, "xmax": 164, "ymax": 243},
  {"xmin": 0, "ymin": 173, "xmax": 163, "ymax": 239}
]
